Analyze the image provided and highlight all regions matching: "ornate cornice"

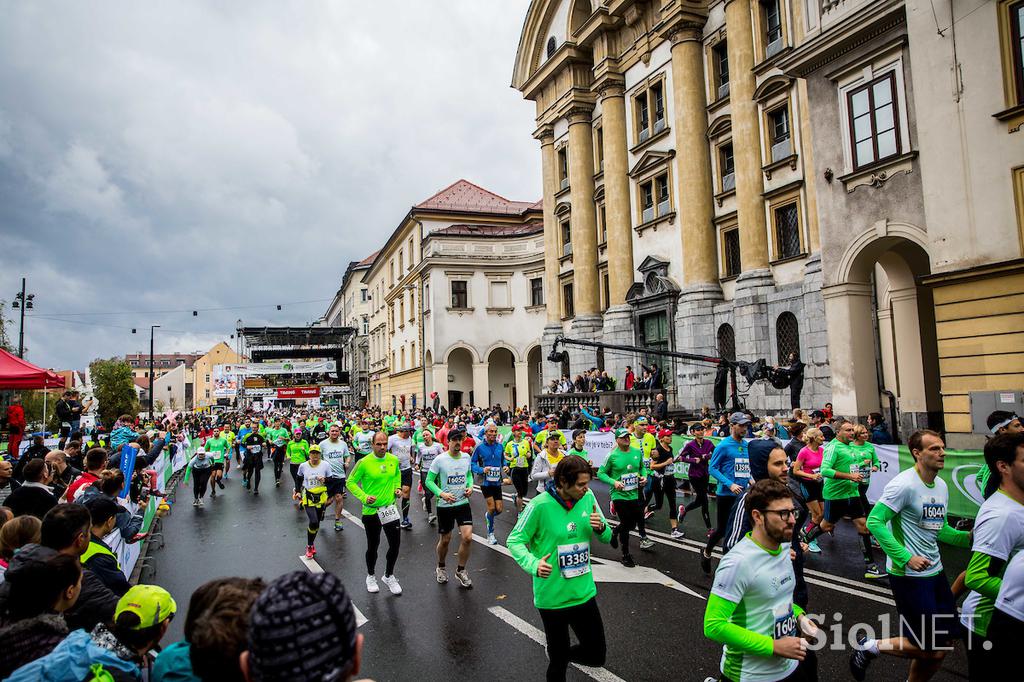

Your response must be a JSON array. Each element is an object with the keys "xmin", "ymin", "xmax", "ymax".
[
  {"xmin": 594, "ymin": 76, "xmax": 626, "ymax": 100},
  {"xmin": 664, "ymin": 21, "xmax": 704, "ymax": 45},
  {"xmin": 533, "ymin": 125, "xmax": 555, "ymax": 143},
  {"xmin": 566, "ymin": 104, "xmax": 596, "ymax": 124}
]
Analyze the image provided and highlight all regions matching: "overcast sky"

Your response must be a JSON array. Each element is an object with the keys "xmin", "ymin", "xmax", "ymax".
[{"xmin": 0, "ymin": 1, "xmax": 539, "ymax": 372}]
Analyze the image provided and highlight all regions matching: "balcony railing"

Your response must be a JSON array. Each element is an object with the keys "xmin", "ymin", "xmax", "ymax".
[{"xmin": 534, "ymin": 389, "xmax": 666, "ymax": 417}]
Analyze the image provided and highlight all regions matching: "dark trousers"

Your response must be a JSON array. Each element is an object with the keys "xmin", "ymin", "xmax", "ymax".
[
  {"xmin": 684, "ymin": 477, "xmax": 712, "ymax": 528},
  {"xmin": 614, "ymin": 499, "xmax": 642, "ymax": 556},
  {"xmin": 647, "ymin": 476, "xmax": 677, "ymax": 519},
  {"xmin": 192, "ymin": 468, "xmax": 212, "ymax": 499},
  {"xmin": 362, "ymin": 513, "xmax": 401, "ymax": 576},
  {"xmin": 305, "ymin": 504, "xmax": 326, "ymax": 545},
  {"xmin": 272, "ymin": 446, "xmax": 286, "ymax": 481},
  {"xmin": 538, "ymin": 597, "xmax": 606, "ymax": 682},
  {"xmin": 969, "ymin": 608, "xmax": 1024, "ymax": 680},
  {"xmin": 243, "ymin": 455, "xmax": 263, "ymax": 491},
  {"xmin": 705, "ymin": 494, "xmax": 738, "ymax": 554},
  {"xmin": 290, "ymin": 463, "xmax": 302, "ymax": 493}
]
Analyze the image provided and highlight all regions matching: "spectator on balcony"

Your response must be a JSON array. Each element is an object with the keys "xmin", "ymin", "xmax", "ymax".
[
  {"xmin": 652, "ymin": 394, "xmax": 668, "ymax": 423},
  {"xmin": 642, "ymin": 363, "xmax": 663, "ymax": 390},
  {"xmin": 624, "ymin": 366, "xmax": 635, "ymax": 391}
]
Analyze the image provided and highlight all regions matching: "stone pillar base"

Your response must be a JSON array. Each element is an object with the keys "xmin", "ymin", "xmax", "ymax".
[
  {"xmin": 601, "ymin": 305, "xmax": 634, "ymax": 389},
  {"xmin": 675, "ymin": 284, "xmax": 724, "ymax": 412},
  {"xmin": 568, "ymin": 316, "xmax": 604, "ymax": 377}
]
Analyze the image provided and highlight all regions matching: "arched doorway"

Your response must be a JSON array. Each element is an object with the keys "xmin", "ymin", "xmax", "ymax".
[
  {"xmin": 447, "ymin": 347, "xmax": 474, "ymax": 409},
  {"xmin": 527, "ymin": 345, "xmax": 542, "ymax": 407},
  {"xmin": 487, "ymin": 347, "xmax": 516, "ymax": 409},
  {"xmin": 823, "ymin": 223, "xmax": 941, "ymax": 434}
]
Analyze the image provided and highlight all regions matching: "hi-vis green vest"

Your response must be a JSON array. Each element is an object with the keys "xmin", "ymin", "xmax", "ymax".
[{"xmin": 81, "ymin": 540, "xmax": 120, "ymax": 569}]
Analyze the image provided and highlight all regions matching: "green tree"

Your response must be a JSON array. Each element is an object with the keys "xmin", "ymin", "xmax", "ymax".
[
  {"xmin": 17, "ymin": 390, "xmax": 59, "ymax": 432},
  {"xmin": 89, "ymin": 358, "xmax": 139, "ymax": 428},
  {"xmin": 0, "ymin": 301, "xmax": 13, "ymax": 353}
]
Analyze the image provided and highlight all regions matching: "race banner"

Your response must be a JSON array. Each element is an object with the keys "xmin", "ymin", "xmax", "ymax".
[
  {"xmin": 217, "ymin": 360, "xmax": 336, "ymax": 377},
  {"xmin": 212, "ymin": 365, "xmax": 238, "ymax": 397},
  {"xmin": 277, "ymin": 386, "xmax": 320, "ymax": 399}
]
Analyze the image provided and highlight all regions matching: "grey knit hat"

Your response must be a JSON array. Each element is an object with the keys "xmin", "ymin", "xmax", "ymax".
[{"xmin": 248, "ymin": 571, "xmax": 357, "ymax": 682}]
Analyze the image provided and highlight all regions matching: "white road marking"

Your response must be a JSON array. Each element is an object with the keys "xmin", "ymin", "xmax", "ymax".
[
  {"xmin": 488, "ymin": 606, "xmax": 627, "ymax": 682},
  {"xmin": 298, "ymin": 549, "xmax": 368, "ymax": 627}
]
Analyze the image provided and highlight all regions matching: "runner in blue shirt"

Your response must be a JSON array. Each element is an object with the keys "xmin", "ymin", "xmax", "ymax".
[
  {"xmin": 472, "ymin": 424, "xmax": 508, "ymax": 545},
  {"xmin": 701, "ymin": 412, "xmax": 752, "ymax": 574}
]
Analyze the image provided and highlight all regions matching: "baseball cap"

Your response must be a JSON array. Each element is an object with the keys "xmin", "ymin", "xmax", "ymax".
[
  {"xmin": 511, "ymin": 424, "xmax": 524, "ymax": 432},
  {"xmin": 728, "ymin": 412, "xmax": 752, "ymax": 425},
  {"xmin": 449, "ymin": 426, "xmax": 466, "ymax": 438},
  {"xmin": 614, "ymin": 428, "xmax": 630, "ymax": 439},
  {"xmin": 293, "ymin": 427, "xmax": 303, "ymax": 434},
  {"xmin": 115, "ymin": 584, "xmax": 177, "ymax": 629},
  {"xmin": 657, "ymin": 429, "xmax": 673, "ymax": 438},
  {"xmin": 309, "ymin": 444, "xmax": 321, "ymax": 454}
]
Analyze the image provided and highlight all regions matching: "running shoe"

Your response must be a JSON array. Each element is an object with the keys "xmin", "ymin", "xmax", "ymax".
[
  {"xmin": 400, "ymin": 520, "xmax": 413, "ymax": 530},
  {"xmin": 210, "ymin": 489, "xmax": 216, "ymax": 498},
  {"xmin": 677, "ymin": 504, "xmax": 687, "ymax": 524},
  {"xmin": 487, "ymin": 533, "xmax": 497, "ymax": 545},
  {"xmin": 670, "ymin": 528, "xmax": 685, "ymax": 539},
  {"xmin": 305, "ymin": 546, "xmax": 315, "ymax": 559},
  {"xmin": 609, "ymin": 532, "xmax": 619, "ymax": 549},
  {"xmin": 428, "ymin": 514, "xmax": 437, "ymax": 525},
  {"xmin": 643, "ymin": 507, "xmax": 654, "ymax": 520},
  {"xmin": 849, "ymin": 635, "xmax": 876, "ymax": 681},
  {"xmin": 334, "ymin": 519, "xmax": 344, "ymax": 532},
  {"xmin": 197, "ymin": 499, "xmax": 204, "ymax": 507},
  {"xmin": 193, "ymin": 499, "xmax": 199, "ymax": 507},
  {"xmin": 381, "ymin": 574, "xmax": 403, "ymax": 595},
  {"xmin": 436, "ymin": 566, "xmax": 448, "ymax": 584},
  {"xmin": 807, "ymin": 540, "xmax": 821, "ymax": 554},
  {"xmin": 253, "ymin": 489, "xmax": 259, "ymax": 496},
  {"xmin": 639, "ymin": 538, "xmax": 655, "ymax": 551},
  {"xmin": 455, "ymin": 569, "xmax": 473, "ymax": 588},
  {"xmin": 218, "ymin": 480, "xmax": 226, "ymax": 489},
  {"xmin": 421, "ymin": 497, "xmax": 427, "ymax": 512},
  {"xmin": 700, "ymin": 550, "xmax": 712, "ymax": 575},
  {"xmin": 366, "ymin": 575, "xmax": 379, "ymax": 593},
  {"xmin": 864, "ymin": 563, "xmax": 885, "ymax": 579},
  {"xmin": 275, "ymin": 479, "xmax": 281, "ymax": 487},
  {"xmin": 620, "ymin": 554, "xmax": 636, "ymax": 568}
]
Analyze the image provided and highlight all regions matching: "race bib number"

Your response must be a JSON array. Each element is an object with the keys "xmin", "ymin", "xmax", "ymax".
[
  {"xmin": 921, "ymin": 503, "xmax": 945, "ymax": 530},
  {"xmin": 484, "ymin": 466, "xmax": 501, "ymax": 484},
  {"xmin": 674, "ymin": 462, "xmax": 690, "ymax": 477},
  {"xmin": 557, "ymin": 542, "xmax": 591, "ymax": 579},
  {"xmin": 620, "ymin": 473, "xmax": 638, "ymax": 491},
  {"xmin": 376, "ymin": 504, "xmax": 400, "ymax": 525},
  {"xmin": 733, "ymin": 458, "xmax": 750, "ymax": 478},
  {"xmin": 446, "ymin": 473, "xmax": 466, "ymax": 488},
  {"xmin": 247, "ymin": 445, "xmax": 262, "ymax": 454},
  {"xmin": 858, "ymin": 465, "xmax": 871, "ymax": 482},
  {"xmin": 773, "ymin": 609, "xmax": 797, "ymax": 639}
]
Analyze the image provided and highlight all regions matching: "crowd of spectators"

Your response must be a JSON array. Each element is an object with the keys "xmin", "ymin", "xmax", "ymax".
[{"xmin": 546, "ymin": 363, "xmax": 665, "ymax": 394}]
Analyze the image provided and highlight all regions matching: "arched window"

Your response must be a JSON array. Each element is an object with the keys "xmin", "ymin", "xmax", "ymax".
[
  {"xmin": 717, "ymin": 323, "xmax": 736, "ymax": 363},
  {"xmin": 776, "ymin": 312, "xmax": 800, "ymax": 364},
  {"xmin": 546, "ymin": 36, "xmax": 557, "ymax": 59}
]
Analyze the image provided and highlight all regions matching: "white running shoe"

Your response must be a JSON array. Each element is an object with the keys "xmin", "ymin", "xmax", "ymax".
[
  {"xmin": 366, "ymin": 575, "xmax": 379, "ymax": 593},
  {"xmin": 488, "ymin": 533, "xmax": 497, "ymax": 545},
  {"xmin": 639, "ymin": 538, "xmax": 655, "ymax": 551},
  {"xmin": 436, "ymin": 567, "xmax": 448, "ymax": 584},
  {"xmin": 381, "ymin": 574, "xmax": 403, "ymax": 595},
  {"xmin": 428, "ymin": 514, "xmax": 437, "ymax": 525},
  {"xmin": 455, "ymin": 568, "xmax": 473, "ymax": 588},
  {"xmin": 670, "ymin": 528, "xmax": 685, "ymax": 539}
]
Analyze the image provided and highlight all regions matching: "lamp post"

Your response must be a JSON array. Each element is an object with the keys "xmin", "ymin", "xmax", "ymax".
[
  {"xmin": 11, "ymin": 278, "xmax": 35, "ymax": 358},
  {"xmin": 132, "ymin": 325, "xmax": 161, "ymax": 421}
]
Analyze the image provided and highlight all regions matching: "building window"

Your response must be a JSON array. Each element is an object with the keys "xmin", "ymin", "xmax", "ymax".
[
  {"xmin": 594, "ymin": 125, "xmax": 604, "ymax": 172},
  {"xmin": 558, "ymin": 148, "xmax": 569, "ymax": 190},
  {"xmin": 398, "ymin": 251, "xmax": 404, "ymax": 274},
  {"xmin": 597, "ymin": 204, "xmax": 607, "ymax": 244},
  {"xmin": 768, "ymin": 105, "xmax": 791, "ymax": 162},
  {"xmin": 399, "ymin": 299, "xmax": 405, "ymax": 326},
  {"xmin": 546, "ymin": 36, "xmax": 557, "ymax": 59},
  {"xmin": 717, "ymin": 323, "xmax": 737, "ymax": 362},
  {"xmin": 489, "ymin": 281, "xmax": 509, "ymax": 308},
  {"xmin": 451, "ymin": 280, "xmax": 468, "ymax": 309},
  {"xmin": 205, "ymin": 389, "xmax": 210, "ymax": 399},
  {"xmin": 601, "ymin": 271, "xmax": 610, "ymax": 312},
  {"xmin": 713, "ymin": 41, "xmax": 730, "ymax": 99},
  {"xmin": 1010, "ymin": 1, "xmax": 1024, "ymax": 105},
  {"xmin": 410, "ymin": 341, "xmax": 416, "ymax": 367},
  {"xmin": 530, "ymin": 277, "xmax": 544, "ymax": 306},
  {"xmin": 562, "ymin": 282, "xmax": 575, "ymax": 319},
  {"xmin": 719, "ymin": 142, "xmax": 736, "ymax": 192},
  {"xmin": 408, "ymin": 239, "xmax": 414, "ymax": 269},
  {"xmin": 389, "ymin": 260, "xmax": 395, "ymax": 287},
  {"xmin": 361, "ymin": 316, "xmax": 369, "ymax": 335},
  {"xmin": 722, "ymin": 227, "xmax": 742, "ymax": 278},
  {"xmin": 560, "ymin": 219, "xmax": 572, "ymax": 256},
  {"xmin": 633, "ymin": 78, "xmax": 667, "ymax": 144},
  {"xmin": 773, "ymin": 200, "xmax": 802, "ymax": 260},
  {"xmin": 776, "ymin": 312, "xmax": 800, "ymax": 364},
  {"xmin": 763, "ymin": 0, "xmax": 783, "ymax": 57},
  {"xmin": 847, "ymin": 73, "xmax": 900, "ymax": 170},
  {"xmin": 639, "ymin": 172, "xmax": 671, "ymax": 223},
  {"xmin": 205, "ymin": 374, "xmax": 211, "ymax": 383}
]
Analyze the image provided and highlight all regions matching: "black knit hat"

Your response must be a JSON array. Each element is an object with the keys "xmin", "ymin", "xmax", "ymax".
[{"xmin": 248, "ymin": 571, "xmax": 357, "ymax": 682}]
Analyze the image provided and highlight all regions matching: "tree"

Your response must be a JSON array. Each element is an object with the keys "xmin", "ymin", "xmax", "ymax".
[
  {"xmin": 18, "ymin": 390, "xmax": 59, "ymax": 432},
  {"xmin": 0, "ymin": 300, "xmax": 12, "ymax": 353},
  {"xmin": 89, "ymin": 358, "xmax": 139, "ymax": 428}
]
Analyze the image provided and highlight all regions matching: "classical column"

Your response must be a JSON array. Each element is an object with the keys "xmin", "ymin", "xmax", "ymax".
[
  {"xmin": 821, "ymin": 282, "xmax": 880, "ymax": 417},
  {"xmin": 725, "ymin": 0, "xmax": 769, "ymax": 273},
  {"xmin": 536, "ymin": 126, "xmax": 562, "ymax": 324},
  {"xmin": 566, "ymin": 105, "xmax": 600, "ymax": 318},
  {"xmin": 514, "ymin": 360, "xmax": 531, "ymax": 410},
  {"xmin": 596, "ymin": 82, "xmax": 633, "ymax": 305},
  {"xmin": 472, "ymin": 362, "xmax": 489, "ymax": 408},
  {"xmin": 669, "ymin": 24, "xmax": 718, "ymax": 287},
  {"xmin": 431, "ymin": 362, "xmax": 449, "ymax": 410}
]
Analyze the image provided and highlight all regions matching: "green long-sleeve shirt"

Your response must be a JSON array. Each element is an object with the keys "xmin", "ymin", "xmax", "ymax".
[
  {"xmin": 507, "ymin": 488, "xmax": 612, "ymax": 610},
  {"xmin": 346, "ymin": 453, "xmax": 402, "ymax": 516},
  {"xmin": 286, "ymin": 440, "xmax": 309, "ymax": 464},
  {"xmin": 597, "ymin": 446, "xmax": 647, "ymax": 501}
]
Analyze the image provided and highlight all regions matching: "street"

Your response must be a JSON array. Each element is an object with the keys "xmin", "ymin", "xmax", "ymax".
[{"xmin": 144, "ymin": 471, "xmax": 971, "ymax": 681}]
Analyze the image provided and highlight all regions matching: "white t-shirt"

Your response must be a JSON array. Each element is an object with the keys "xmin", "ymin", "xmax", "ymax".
[
  {"xmin": 996, "ymin": 551, "xmax": 1024, "ymax": 622},
  {"xmin": 961, "ymin": 490, "xmax": 1024, "ymax": 635},
  {"xmin": 876, "ymin": 468, "xmax": 951, "ymax": 577},
  {"xmin": 318, "ymin": 438, "xmax": 350, "ymax": 479},
  {"xmin": 417, "ymin": 443, "xmax": 444, "ymax": 471},
  {"xmin": 352, "ymin": 430, "xmax": 374, "ymax": 455},
  {"xmin": 387, "ymin": 435, "xmax": 414, "ymax": 470},
  {"xmin": 711, "ymin": 534, "xmax": 799, "ymax": 682},
  {"xmin": 297, "ymin": 461, "xmax": 331, "ymax": 491}
]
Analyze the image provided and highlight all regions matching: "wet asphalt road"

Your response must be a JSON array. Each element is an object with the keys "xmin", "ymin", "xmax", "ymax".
[{"xmin": 143, "ymin": 470, "xmax": 970, "ymax": 682}]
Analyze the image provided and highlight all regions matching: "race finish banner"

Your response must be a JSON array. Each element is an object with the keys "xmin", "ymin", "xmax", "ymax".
[
  {"xmin": 218, "ymin": 360, "xmax": 336, "ymax": 376},
  {"xmin": 465, "ymin": 426, "xmax": 988, "ymax": 519},
  {"xmin": 277, "ymin": 386, "xmax": 320, "ymax": 399}
]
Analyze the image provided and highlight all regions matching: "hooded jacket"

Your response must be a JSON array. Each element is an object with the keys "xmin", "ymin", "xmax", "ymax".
[{"xmin": 5, "ymin": 623, "xmax": 143, "ymax": 681}]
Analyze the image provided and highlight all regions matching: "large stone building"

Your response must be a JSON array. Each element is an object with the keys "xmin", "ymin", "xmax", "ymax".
[
  {"xmin": 363, "ymin": 180, "xmax": 545, "ymax": 411},
  {"xmin": 512, "ymin": 0, "xmax": 1024, "ymax": 443},
  {"xmin": 323, "ymin": 252, "xmax": 376, "ymax": 405},
  {"xmin": 192, "ymin": 342, "xmax": 244, "ymax": 408},
  {"xmin": 125, "ymin": 352, "xmax": 201, "ymax": 382}
]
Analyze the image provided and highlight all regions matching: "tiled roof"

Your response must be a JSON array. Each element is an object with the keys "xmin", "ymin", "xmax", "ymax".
[
  {"xmin": 356, "ymin": 250, "xmax": 379, "ymax": 267},
  {"xmin": 415, "ymin": 179, "xmax": 540, "ymax": 216},
  {"xmin": 430, "ymin": 221, "xmax": 544, "ymax": 238}
]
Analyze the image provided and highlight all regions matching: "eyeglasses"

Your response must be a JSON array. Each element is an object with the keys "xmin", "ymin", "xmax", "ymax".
[{"xmin": 759, "ymin": 508, "xmax": 797, "ymax": 521}]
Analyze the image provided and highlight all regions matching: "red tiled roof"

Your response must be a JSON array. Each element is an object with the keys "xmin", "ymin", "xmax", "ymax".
[
  {"xmin": 356, "ymin": 250, "xmax": 379, "ymax": 267},
  {"xmin": 133, "ymin": 377, "xmax": 150, "ymax": 389},
  {"xmin": 430, "ymin": 221, "xmax": 544, "ymax": 238},
  {"xmin": 415, "ymin": 179, "xmax": 540, "ymax": 216}
]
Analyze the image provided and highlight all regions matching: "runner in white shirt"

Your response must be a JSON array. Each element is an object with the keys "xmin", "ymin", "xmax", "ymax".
[
  {"xmin": 416, "ymin": 429, "xmax": 444, "ymax": 526},
  {"xmin": 319, "ymin": 424, "xmax": 351, "ymax": 532},
  {"xmin": 388, "ymin": 424, "xmax": 415, "ymax": 529},
  {"xmin": 351, "ymin": 419, "xmax": 375, "ymax": 462},
  {"xmin": 293, "ymin": 445, "xmax": 332, "ymax": 559}
]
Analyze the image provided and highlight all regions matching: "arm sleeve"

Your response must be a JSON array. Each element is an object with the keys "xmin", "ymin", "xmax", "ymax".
[
  {"xmin": 938, "ymin": 522, "xmax": 971, "ymax": 548},
  {"xmin": 703, "ymin": 594, "xmax": 775, "ymax": 656},
  {"xmin": 866, "ymin": 501, "xmax": 912, "ymax": 568},
  {"xmin": 471, "ymin": 447, "xmax": 484, "ymax": 476},
  {"xmin": 424, "ymin": 468, "xmax": 444, "ymax": 497},
  {"xmin": 531, "ymin": 455, "xmax": 552, "ymax": 483},
  {"xmin": 964, "ymin": 550, "xmax": 1007, "ymax": 599},
  {"xmin": 596, "ymin": 457, "xmax": 616, "ymax": 486},
  {"xmin": 506, "ymin": 501, "xmax": 541, "ymax": 576},
  {"xmin": 580, "ymin": 408, "xmax": 603, "ymax": 429},
  {"xmin": 708, "ymin": 448, "xmax": 733, "ymax": 488},
  {"xmin": 345, "ymin": 462, "xmax": 368, "ymax": 503},
  {"xmin": 820, "ymin": 445, "xmax": 838, "ymax": 480}
]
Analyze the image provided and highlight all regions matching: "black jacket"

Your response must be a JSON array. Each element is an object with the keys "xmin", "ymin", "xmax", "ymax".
[
  {"xmin": 83, "ymin": 537, "xmax": 130, "ymax": 597},
  {"xmin": 64, "ymin": 568, "xmax": 119, "ymax": 632},
  {"xmin": 5, "ymin": 484, "xmax": 58, "ymax": 519},
  {"xmin": 653, "ymin": 399, "xmax": 668, "ymax": 421}
]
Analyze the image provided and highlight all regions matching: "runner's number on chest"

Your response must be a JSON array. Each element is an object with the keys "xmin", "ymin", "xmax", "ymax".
[{"xmin": 558, "ymin": 543, "xmax": 591, "ymax": 578}]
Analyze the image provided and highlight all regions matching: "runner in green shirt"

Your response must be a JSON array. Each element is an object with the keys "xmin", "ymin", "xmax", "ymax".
[
  {"xmin": 346, "ymin": 431, "xmax": 403, "ymax": 595},
  {"xmin": 508, "ymin": 455, "xmax": 612, "ymax": 681},
  {"xmin": 265, "ymin": 420, "xmax": 290, "ymax": 488},
  {"xmin": 286, "ymin": 429, "xmax": 310, "ymax": 495},
  {"xmin": 597, "ymin": 428, "xmax": 648, "ymax": 567},
  {"xmin": 204, "ymin": 427, "xmax": 229, "ymax": 497}
]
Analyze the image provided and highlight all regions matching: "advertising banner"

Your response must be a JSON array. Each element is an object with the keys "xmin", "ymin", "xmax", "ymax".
[
  {"xmin": 277, "ymin": 386, "xmax": 320, "ymax": 399},
  {"xmin": 212, "ymin": 365, "xmax": 238, "ymax": 398},
  {"xmin": 218, "ymin": 361, "xmax": 336, "ymax": 377}
]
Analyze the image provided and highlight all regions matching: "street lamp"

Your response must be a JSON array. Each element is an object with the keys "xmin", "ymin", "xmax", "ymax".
[{"xmin": 11, "ymin": 278, "xmax": 35, "ymax": 358}]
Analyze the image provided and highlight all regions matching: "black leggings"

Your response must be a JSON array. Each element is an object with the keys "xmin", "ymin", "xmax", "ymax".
[
  {"xmin": 511, "ymin": 467, "xmax": 530, "ymax": 499},
  {"xmin": 705, "ymin": 494, "xmax": 738, "ymax": 554},
  {"xmin": 684, "ymin": 477, "xmax": 712, "ymax": 528},
  {"xmin": 538, "ymin": 597, "xmax": 606, "ymax": 682},
  {"xmin": 272, "ymin": 446, "xmax": 285, "ymax": 481},
  {"xmin": 244, "ymin": 455, "xmax": 263, "ymax": 491},
  {"xmin": 290, "ymin": 463, "xmax": 302, "ymax": 493},
  {"xmin": 614, "ymin": 499, "xmax": 642, "ymax": 556},
  {"xmin": 362, "ymin": 513, "xmax": 401, "ymax": 577},
  {"xmin": 647, "ymin": 476, "xmax": 677, "ymax": 519},
  {"xmin": 305, "ymin": 504, "xmax": 326, "ymax": 545},
  {"xmin": 192, "ymin": 468, "xmax": 212, "ymax": 499}
]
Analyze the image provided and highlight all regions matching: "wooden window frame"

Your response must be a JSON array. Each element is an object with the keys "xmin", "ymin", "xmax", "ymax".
[
  {"xmin": 594, "ymin": 121, "xmax": 605, "ymax": 173},
  {"xmin": 756, "ymin": 0, "xmax": 787, "ymax": 60},
  {"xmin": 711, "ymin": 40, "xmax": 730, "ymax": 101},
  {"xmin": 562, "ymin": 281, "xmax": 575, "ymax": 320},
  {"xmin": 846, "ymin": 72, "xmax": 901, "ymax": 171},
  {"xmin": 557, "ymin": 146, "xmax": 570, "ymax": 191},
  {"xmin": 450, "ymin": 279, "xmax": 469, "ymax": 310},
  {"xmin": 599, "ymin": 268, "xmax": 610, "ymax": 313},
  {"xmin": 768, "ymin": 192, "xmax": 805, "ymax": 263},
  {"xmin": 560, "ymin": 218, "xmax": 573, "ymax": 257},
  {"xmin": 597, "ymin": 202, "xmax": 607, "ymax": 245},
  {"xmin": 636, "ymin": 169, "xmax": 674, "ymax": 225},
  {"xmin": 765, "ymin": 102, "xmax": 792, "ymax": 164},
  {"xmin": 720, "ymin": 222, "xmax": 742, "ymax": 280},
  {"xmin": 718, "ymin": 141, "xmax": 736, "ymax": 193},
  {"xmin": 530, "ymin": 277, "xmax": 545, "ymax": 306},
  {"xmin": 631, "ymin": 73, "xmax": 668, "ymax": 146}
]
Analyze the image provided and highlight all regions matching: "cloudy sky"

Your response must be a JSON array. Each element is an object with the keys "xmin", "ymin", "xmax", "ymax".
[{"xmin": 0, "ymin": 1, "xmax": 539, "ymax": 371}]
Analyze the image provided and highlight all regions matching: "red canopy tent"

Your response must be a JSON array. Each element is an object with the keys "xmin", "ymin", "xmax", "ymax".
[{"xmin": 0, "ymin": 348, "xmax": 66, "ymax": 390}]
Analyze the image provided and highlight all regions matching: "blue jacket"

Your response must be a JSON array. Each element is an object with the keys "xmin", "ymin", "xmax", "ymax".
[
  {"xmin": 471, "ymin": 440, "xmax": 505, "ymax": 484},
  {"xmin": 152, "ymin": 641, "xmax": 200, "ymax": 682},
  {"xmin": 708, "ymin": 436, "xmax": 750, "ymax": 497},
  {"xmin": 6, "ymin": 627, "xmax": 141, "ymax": 681},
  {"xmin": 580, "ymin": 408, "xmax": 604, "ymax": 429}
]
